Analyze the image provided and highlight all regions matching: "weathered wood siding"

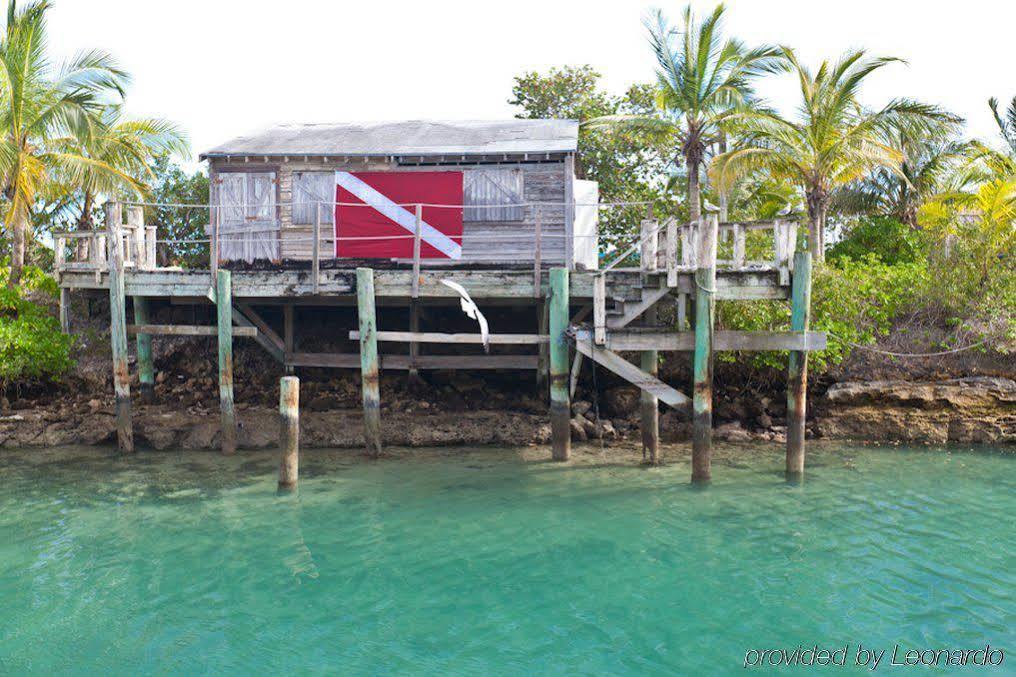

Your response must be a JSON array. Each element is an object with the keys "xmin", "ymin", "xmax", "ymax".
[{"xmin": 209, "ymin": 158, "xmax": 569, "ymax": 265}]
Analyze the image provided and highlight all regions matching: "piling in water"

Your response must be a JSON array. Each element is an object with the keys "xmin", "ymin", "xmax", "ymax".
[
  {"xmin": 278, "ymin": 376, "xmax": 300, "ymax": 491},
  {"xmin": 692, "ymin": 215, "xmax": 718, "ymax": 482},
  {"xmin": 641, "ymin": 308, "xmax": 660, "ymax": 464},
  {"xmin": 786, "ymin": 250, "xmax": 813, "ymax": 477},
  {"xmin": 106, "ymin": 202, "xmax": 134, "ymax": 453},
  {"xmin": 357, "ymin": 268, "xmax": 382, "ymax": 457},
  {"xmin": 216, "ymin": 270, "xmax": 236, "ymax": 455},
  {"xmin": 549, "ymin": 267, "xmax": 570, "ymax": 461}
]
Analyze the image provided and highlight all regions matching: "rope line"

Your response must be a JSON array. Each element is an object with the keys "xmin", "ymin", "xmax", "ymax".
[{"xmin": 827, "ymin": 333, "xmax": 990, "ymax": 358}]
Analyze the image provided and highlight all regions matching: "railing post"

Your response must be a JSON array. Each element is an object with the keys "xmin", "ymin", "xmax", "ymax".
[
  {"xmin": 145, "ymin": 225, "xmax": 157, "ymax": 270},
  {"xmin": 692, "ymin": 214, "xmax": 718, "ymax": 483},
  {"xmin": 128, "ymin": 206, "xmax": 144, "ymax": 268},
  {"xmin": 665, "ymin": 218, "xmax": 678, "ymax": 287},
  {"xmin": 733, "ymin": 223, "xmax": 745, "ymax": 269},
  {"xmin": 640, "ymin": 216, "xmax": 658, "ymax": 272},
  {"xmin": 211, "ymin": 196, "xmax": 220, "ymax": 280},
  {"xmin": 357, "ymin": 268, "xmax": 382, "ymax": 457},
  {"xmin": 278, "ymin": 376, "xmax": 300, "ymax": 492},
  {"xmin": 786, "ymin": 250, "xmax": 813, "ymax": 478},
  {"xmin": 105, "ymin": 201, "xmax": 133, "ymax": 453},
  {"xmin": 312, "ymin": 202, "xmax": 321, "ymax": 295},
  {"xmin": 409, "ymin": 204, "xmax": 423, "ymax": 382},
  {"xmin": 216, "ymin": 269, "xmax": 236, "ymax": 455},
  {"xmin": 533, "ymin": 205, "xmax": 542, "ymax": 296},
  {"xmin": 549, "ymin": 267, "xmax": 570, "ymax": 461}
]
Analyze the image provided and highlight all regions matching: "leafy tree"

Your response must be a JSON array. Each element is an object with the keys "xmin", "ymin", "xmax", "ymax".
[
  {"xmin": 587, "ymin": 4, "xmax": 784, "ymax": 223},
  {"xmin": 510, "ymin": 65, "xmax": 676, "ymax": 246},
  {"xmin": 0, "ymin": 0, "xmax": 133, "ymax": 286},
  {"xmin": 143, "ymin": 156, "xmax": 209, "ymax": 268},
  {"xmin": 989, "ymin": 96, "xmax": 1016, "ymax": 156},
  {"xmin": 712, "ymin": 48, "xmax": 956, "ymax": 260},
  {"xmin": 827, "ymin": 216, "xmax": 927, "ymax": 264}
]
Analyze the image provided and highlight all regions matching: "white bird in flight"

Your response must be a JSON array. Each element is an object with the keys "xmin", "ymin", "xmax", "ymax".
[{"xmin": 440, "ymin": 279, "xmax": 490, "ymax": 352}]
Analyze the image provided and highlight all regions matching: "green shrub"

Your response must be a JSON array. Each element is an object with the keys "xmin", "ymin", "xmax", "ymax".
[
  {"xmin": 0, "ymin": 282, "xmax": 74, "ymax": 387},
  {"xmin": 827, "ymin": 216, "xmax": 927, "ymax": 265},
  {"xmin": 718, "ymin": 255, "xmax": 932, "ymax": 372}
]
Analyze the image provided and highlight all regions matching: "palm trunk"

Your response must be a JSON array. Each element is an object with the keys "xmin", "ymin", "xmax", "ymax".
[
  {"xmin": 78, "ymin": 191, "xmax": 94, "ymax": 230},
  {"xmin": 687, "ymin": 157, "xmax": 701, "ymax": 223},
  {"xmin": 717, "ymin": 132, "xmax": 729, "ymax": 222},
  {"xmin": 7, "ymin": 211, "xmax": 26, "ymax": 288},
  {"xmin": 805, "ymin": 190, "xmax": 826, "ymax": 262}
]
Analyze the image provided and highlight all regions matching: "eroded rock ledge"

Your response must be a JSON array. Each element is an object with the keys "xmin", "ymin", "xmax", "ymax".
[{"xmin": 816, "ymin": 377, "xmax": 1015, "ymax": 444}]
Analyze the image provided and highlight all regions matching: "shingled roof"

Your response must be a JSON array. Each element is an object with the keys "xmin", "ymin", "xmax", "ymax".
[{"xmin": 200, "ymin": 119, "xmax": 579, "ymax": 159}]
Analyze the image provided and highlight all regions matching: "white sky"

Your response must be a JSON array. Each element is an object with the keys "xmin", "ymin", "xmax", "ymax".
[{"xmin": 49, "ymin": 0, "xmax": 1012, "ymax": 168}]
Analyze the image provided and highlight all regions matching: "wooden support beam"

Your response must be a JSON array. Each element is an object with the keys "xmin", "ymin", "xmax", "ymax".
[
  {"xmin": 549, "ymin": 267, "xmax": 570, "ymax": 461},
  {"xmin": 409, "ymin": 205, "xmax": 423, "ymax": 383},
  {"xmin": 283, "ymin": 304, "xmax": 295, "ymax": 374},
  {"xmin": 593, "ymin": 274, "xmax": 607, "ymax": 345},
  {"xmin": 536, "ymin": 300, "xmax": 549, "ymax": 388},
  {"xmin": 574, "ymin": 340, "xmax": 690, "ymax": 408},
  {"xmin": 606, "ymin": 285, "xmax": 672, "ymax": 329},
  {"xmin": 233, "ymin": 304, "xmax": 284, "ymax": 363},
  {"xmin": 569, "ymin": 349, "xmax": 583, "ymax": 399},
  {"xmin": 216, "ymin": 270, "xmax": 236, "ymax": 455},
  {"xmin": 278, "ymin": 376, "xmax": 299, "ymax": 492},
  {"xmin": 288, "ymin": 352, "xmax": 539, "ymax": 370},
  {"xmin": 106, "ymin": 202, "xmax": 133, "ymax": 453},
  {"xmin": 356, "ymin": 268, "xmax": 382, "ymax": 457},
  {"xmin": 349, "ymin": 330, "xmax": 548, "ymax": 344},
  {"xmin": 787, "ymin": 251, "xmax": 813, "ymax": 478},
  {"xmin": 641, "ymin": 306, "xmax": 660, "ymax": 464},
  {"xmin": 599, "ymin": 329, "xmax": 827, "ymax": 352},
  {"xmin": 692, "ymin": 215, "xmax": 718, "ymax": 483},
  {"xmin": 127, "ymin": 324, "xmax": 257, "ymax": 337},
  {"xmin": 133, "ymin": 297, "xmax": 155, "ymax": 404}
]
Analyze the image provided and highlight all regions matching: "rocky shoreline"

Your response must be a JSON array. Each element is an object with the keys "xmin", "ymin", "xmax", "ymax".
[{"xmin": 2, "ymin": 376, "xmax": 1011, "ymax": 451}]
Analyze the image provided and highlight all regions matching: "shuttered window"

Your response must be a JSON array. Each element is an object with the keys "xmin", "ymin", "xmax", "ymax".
[
  {"xmin": 292, "ymin": 172, "xmax": 335, "ymax": 225},
  {"xmin": 464, "ymin": 168, "xmax": 524, "ymax": 222}
]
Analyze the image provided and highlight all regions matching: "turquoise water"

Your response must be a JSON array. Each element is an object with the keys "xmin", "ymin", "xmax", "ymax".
[{"xmin": 0, "ymin": 444, "xmax": 1012, "ymax": 674}]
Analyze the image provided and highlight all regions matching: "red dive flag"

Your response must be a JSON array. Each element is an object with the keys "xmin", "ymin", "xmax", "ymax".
[{"xmin": 334, "ymin": 171, "xmax": 463, "ymax": 259}]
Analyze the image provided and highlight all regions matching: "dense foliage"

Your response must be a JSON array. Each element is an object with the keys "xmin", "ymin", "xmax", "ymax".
[{"xmin": 0, "ymin": 266, "xmax": 73, "ymax": 386}]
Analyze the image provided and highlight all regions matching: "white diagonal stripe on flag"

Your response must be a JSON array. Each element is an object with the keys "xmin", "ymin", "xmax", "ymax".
[{"xmin": 335, "ymin": 171, "xmax": 462, "ymax": 259}]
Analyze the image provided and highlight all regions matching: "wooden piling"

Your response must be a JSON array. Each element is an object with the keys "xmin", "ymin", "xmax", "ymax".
[
  {"xmin": 106, "ymin": 202, "xmax": 134, "ymax": 453},
  {"xmin": 641, "ymin": 306, "xmax": 660, "ymax": 464},
  {"xmin": 216, "ymin": 269, "xmax": 236, "ymax": 455},
  {"xmin": 409, "ymin": 205, "xmax": 423, "ymax": 383},
  {"xmin": 786, "ymin": 250, "xmax": 813, "ymax": 477},
  {"xmin": 133, "ymin": 296, "xmax": 155, "ymax": 404},
  {"xmin": 59, "ymin": 287, "xmax": 71, "ymax": 334},
  {"xmin": 548, "ymin": 267, "xmax": 570, "ymax": 461},
  {"xmin": 357, "ymin": 267, "xmax": 382, "ymax": 457},
  {"xmin": 692, "ymin": 215, "xmax": 719, "ymax": 482},
  {"xmin": 278, "ymin": 376, "xmax": 300, "ymax": 491},
  {"xmin": 283, "ymin": 304, "xmax": 295, "ymax": 375}
]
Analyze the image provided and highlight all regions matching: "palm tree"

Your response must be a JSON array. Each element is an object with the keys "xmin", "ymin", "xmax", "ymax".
[
  {"xmin": 834, "ymin": 123, "xmax": 966, "ymax": 228},
  {"xmin": 0, "ymin": 0, "xmax": 132, "ymax": 286},
  {"xmin": 64, "ymin": 105, "xmax": 188, "ymax": 229},
  {"xmin": 587, "ymin": 4, "xmax": 784, "ymax": 223},
  {"xmin": 989, "ymin": 96, "xmax": 1016, "ymax": 156},
  {"xmin": 711, "ymin": 48, "xmax": 956, "ymax": 260}
]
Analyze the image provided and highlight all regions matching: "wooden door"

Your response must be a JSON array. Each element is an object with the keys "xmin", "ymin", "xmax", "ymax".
[{"xmin": 217, "ymin": 172, "xmax": 279, "ymax": 262}]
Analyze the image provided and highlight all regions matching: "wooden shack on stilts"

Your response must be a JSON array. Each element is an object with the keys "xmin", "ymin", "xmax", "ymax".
[{"xmin": 52, "ymin": 120, "xmax": 824, "ymax": 480}]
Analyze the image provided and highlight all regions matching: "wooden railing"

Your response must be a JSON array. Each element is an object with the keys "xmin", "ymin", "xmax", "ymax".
[{"xmin": 53, "ymin": 205, "xmax": 157, "ymax": 278}]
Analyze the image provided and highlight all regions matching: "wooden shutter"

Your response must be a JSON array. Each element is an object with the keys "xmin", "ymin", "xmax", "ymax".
[
  {"xmin": 464, "ymin": 167, "xmax": 524, "ymax": 221},
  {"xmin": 292, "ymin": 172, "xmax": 336, "ymax": 225}
]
